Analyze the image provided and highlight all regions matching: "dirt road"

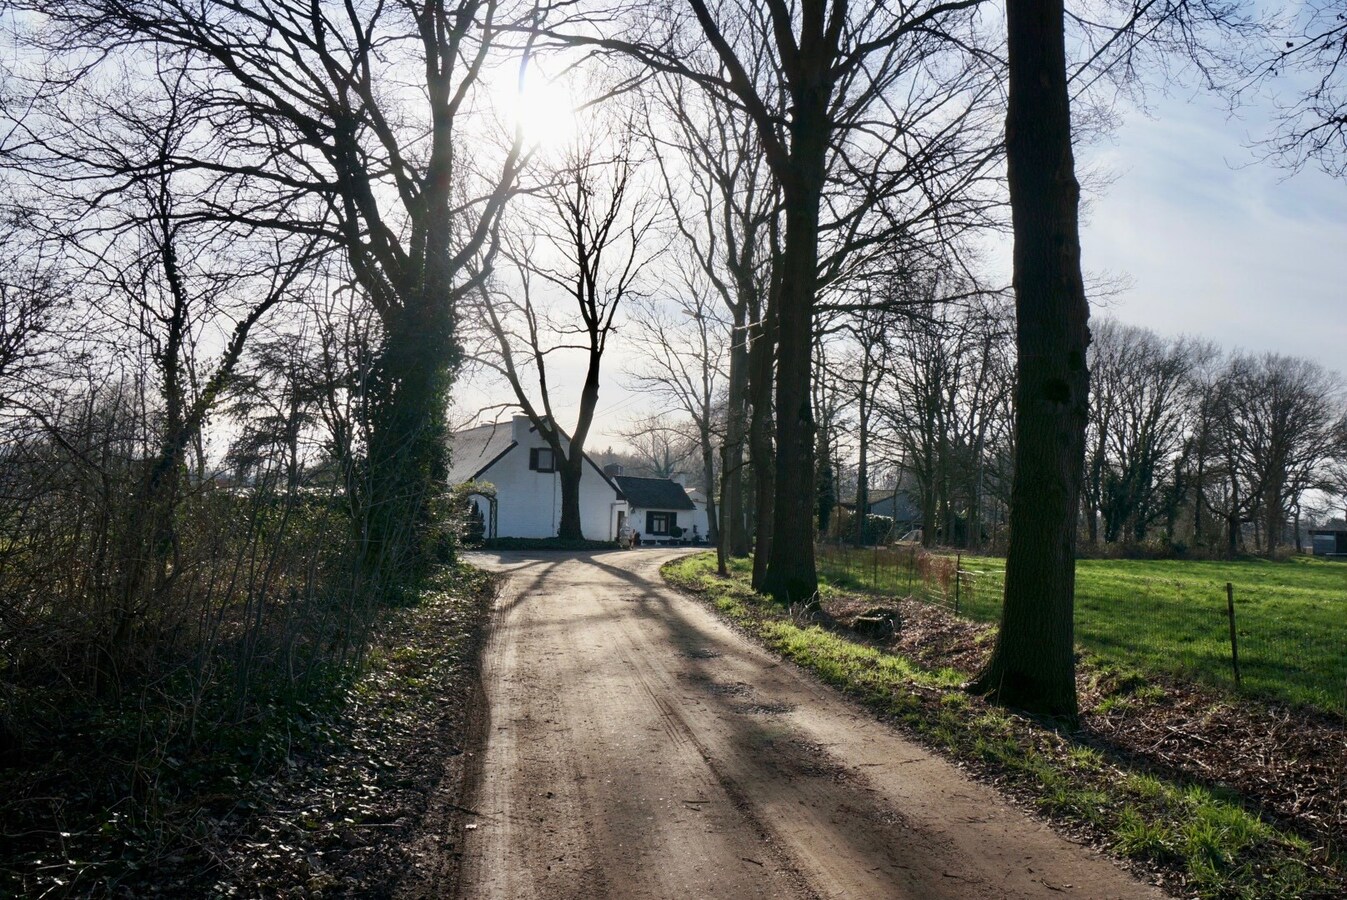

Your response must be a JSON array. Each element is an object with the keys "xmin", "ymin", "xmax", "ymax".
[{"xmin": 454, "ymin": 549, "xmax": 1164, "ymax": 900}]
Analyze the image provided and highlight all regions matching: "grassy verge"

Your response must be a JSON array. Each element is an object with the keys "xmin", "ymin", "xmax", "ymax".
[
  {"xmin": 0, "ymin": 564, "xmax": 496, "ymax": 898},
  {"xmin": 664, "ymin": 552, "xmax": 1343, "ymax": 900},
  {"xmin": 816, "ymin": 547, "xmax": 1347, "ymax": 712}
]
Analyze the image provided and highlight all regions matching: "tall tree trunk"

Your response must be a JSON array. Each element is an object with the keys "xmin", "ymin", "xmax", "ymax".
[
  {"xmin": 557, "ymin": 454, "xmax": 585, "ymax": 539},
  {"xmin": 719, "ymin": 307, "xmax": 751, "ymax": 571},
  {"xmin": 748, "ymin": 294, "xmax": 776, "ymax": 590},
  {"xmin": 1264, "ymin": 480, "xmax": 1283, "ymax": 554},
  {"xmin": 1227, "ymin": 474, "xmax": 1242, "ymax": 556},
  {"xmin": 759, "ymin": 69, "xmax": 829, "ymax": 602},
  {"xmin": 363, "ymin": 287, "xmax": 454, "ymax": 576},
  {"xmin": 920, "ymin": 467, "xmax": 938, "ymax": 549},
  {"xmin": 971, "ymin": 0, "xmax": 1088, "ymax": 723},
  {"xmin": 855, "ymin": 392, "xmax": 870, "ymax": 545},
  {"xmin": 761, "ymin": 199, "xmax": 820, "ymax": 600},
  {"xmin": 701, "ymin": 433, "xmax": 719, "ymax": 544},
  {"xmin": 555, "ymin": 353, "xmax": 604, "ymax": 541},
  {"xmin": 1192, "ymin": 450, "xmax": 1206, "ymax": 546}
]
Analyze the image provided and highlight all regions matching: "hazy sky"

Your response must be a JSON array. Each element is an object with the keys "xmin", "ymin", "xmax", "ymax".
[
  {"xmin": 456, "ymin": 82, "xmax": 1347, "ymax": 451},
  {"xmin": 1077, "ymin": 89, "xmax": 1347, "ymax": 368}
]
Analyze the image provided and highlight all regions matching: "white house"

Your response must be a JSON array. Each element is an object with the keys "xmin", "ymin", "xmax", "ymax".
[
  {"xmin": 448, "ymin": 415, "xmax": 627, "ymax": 540},
  {"xmin": 681, "ymin": 486, "xmax": 714, "ymax": 542},
  {"xmin": 612, "ymin": 474, "xmax": 705, "ymax": 543}
]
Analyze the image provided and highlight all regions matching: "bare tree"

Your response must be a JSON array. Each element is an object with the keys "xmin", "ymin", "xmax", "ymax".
[
  {"xmin": 642, "ymin": 65, "xmax": 779, "ymax": 574},
  {"xmin": 1083, "ymin": 319, "xmax": 1195, "ymax": 545},
  {"xmin": 566, "ymin": 0, "xmax": 1002, "ymax": 600},
  {"xmin": 618, "ymin": 414, "xmax": 699, "ymax": 480},
  {"xmin": 9, "ymin": 0, "xmax": 535, "ymax": 574},
  {"xmin": 880, "ymin": 285, "xmax": 1013, "ymax": 549},
  {"xmin": 1244, "ymin": 1, "xmax": 1347, "ymax": 176},
  {"xmin": 624, "ymin": 288, "xmax": 727, "ymax": 543},
  {"xmin": 1210, "ymin": 352, "xmax": 1345, "ymax": 555},
  {"xmin": 473, "ymin": 127, "xmax": 654, "ymax": 539},
  {"xmin": 0, "ymin": 215, "xmax": 67, "ymax": 409},
  {"xmin": 970, "ymin": 0, "xmax": 1089, "ymax": 722},
  {"xmin": 5, "ymin": 58, "xmax": 324, "ymax": 666},
  {"xmin": 821, "ymin": 301, "xmax": 894, "ymax": 545}
]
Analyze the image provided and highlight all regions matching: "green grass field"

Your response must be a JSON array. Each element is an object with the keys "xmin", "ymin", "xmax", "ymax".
[{"xmin": 816, "ymin": 547, "xmax": 1347, "ymax": 713}]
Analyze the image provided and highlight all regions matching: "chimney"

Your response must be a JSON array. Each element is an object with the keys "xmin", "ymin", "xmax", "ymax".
[
  {"xmin": 511, "ymin": 414, "xmax": 533, "ymax": 443},
  {"xmin": 604, "ymin": 463, "xmax": 624, "ymax": 478}
]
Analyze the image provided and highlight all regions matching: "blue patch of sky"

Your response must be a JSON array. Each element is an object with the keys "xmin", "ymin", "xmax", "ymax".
[{"xmin": 1075, "ymin": 87, "xmax": 1347, "ymax": 371}]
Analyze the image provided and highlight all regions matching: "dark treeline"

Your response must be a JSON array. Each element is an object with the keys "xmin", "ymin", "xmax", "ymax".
[{"xmin": 806, "ymin": 311, "xmax": 1347, "ymax": 558}]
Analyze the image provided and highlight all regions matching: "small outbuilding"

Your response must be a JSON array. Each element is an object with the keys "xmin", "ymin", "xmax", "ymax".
[
  {"xmin": 612, "ymin": 473, "xmax": 702, "ymax": 543},
  {"xmin": 1308, "ymin": 528, "xmax": 1347, "ymax": 558}
]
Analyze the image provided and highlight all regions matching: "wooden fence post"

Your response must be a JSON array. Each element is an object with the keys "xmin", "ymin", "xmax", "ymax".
[
  {"xmin": 1226, "ymin": 582, "xmax": 1241, "ymax": 690},
  {"xmin": 954, "ymin": 552, "xmax": 962, "ymax": 615}
]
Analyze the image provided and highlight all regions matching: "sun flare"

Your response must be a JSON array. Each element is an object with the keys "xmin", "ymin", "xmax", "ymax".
[{"xmin": 494, "ymin": 67, "xmax": 579, "ymax": 150}]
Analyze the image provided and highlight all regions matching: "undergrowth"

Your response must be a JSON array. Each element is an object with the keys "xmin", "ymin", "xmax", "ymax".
[
  {"xmin": 663, "ymin": 552, "xmax": 1343, "ymax": 900},
  {"xmin": 0, "ymin": 564, "xmax": 495, "ymax": 898}
]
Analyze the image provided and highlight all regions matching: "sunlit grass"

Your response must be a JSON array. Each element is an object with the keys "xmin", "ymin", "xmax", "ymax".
[
  {"xmin": 818, "ymin": 549, "xmax": 1347, "ymax": 711},
  {"xmin": 662, "ymin": 552, "xmax": 1341, "ymax": 899}
]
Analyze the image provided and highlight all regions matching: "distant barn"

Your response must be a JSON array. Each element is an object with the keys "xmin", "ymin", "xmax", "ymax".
[{"xmin": 1308, "ymin": 528, "xmax": 1347, "ymax": 558}]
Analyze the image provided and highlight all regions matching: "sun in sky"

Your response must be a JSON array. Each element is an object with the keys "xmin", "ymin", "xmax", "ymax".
[{"xmin": 492, "ymin": 63, "xmax": 579, "ymax": 150}]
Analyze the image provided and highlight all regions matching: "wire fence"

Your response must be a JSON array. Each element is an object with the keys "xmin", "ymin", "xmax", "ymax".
[{"xmin": 814, "ymin": 543, "xmax": 1347, "ymax": 717}]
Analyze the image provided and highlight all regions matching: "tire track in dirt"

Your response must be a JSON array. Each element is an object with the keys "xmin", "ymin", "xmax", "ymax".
[{"xmin": 454, "ymin": 549, "xmax": 1166, "ymax": 900}]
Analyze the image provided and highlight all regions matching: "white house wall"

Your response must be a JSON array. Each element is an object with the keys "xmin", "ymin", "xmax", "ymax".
[
  {"xmin": 478, "ymin": 421, "xmax": 623, "ymax": 540},
  {"xmin": 687, "ymin": 502, "xmax": 710, "ymax": 540},
  {"xmin": 629, "ymin": 506, "xmax": 710, "ymax": 542}
]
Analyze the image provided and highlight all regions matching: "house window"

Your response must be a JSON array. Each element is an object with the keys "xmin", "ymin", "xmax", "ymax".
[
  {"xmin": 646, "ymin": 511, "xmax": 676, "ymax": 535},
  {"xmin": 529, "ymin": 447, "xmax": 555, "ymax": 473}
]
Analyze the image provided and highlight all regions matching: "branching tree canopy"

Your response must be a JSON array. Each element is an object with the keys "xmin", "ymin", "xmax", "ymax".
[
  {"xmin": 1212, "ymin": 352, "xmax": 1346, "ymax": 554},
  {"xmin": 641, "ymin": 64, "xmax": 778, "ymax": 570},
  {"xmin": 1245, "ymin": 0, "xmax": 1347, "ymax": 176},
  {"xmin": 6, "ymin": 0, "xmax": 536, "ymax": 575},
  {"xmin": 556, "ymin": 0, "xmax": 1003, "ymax": 600},
  {"xmin": 470, "ymin": 122, "xmax": 656, "ymax": 539},
  {"xmin": 1084, "ymin": 320, "xmax": 1196, "ymax": 545},
  {"xmin": 624, "ymin": 287, "xmax": 728, "ymax": 543}
]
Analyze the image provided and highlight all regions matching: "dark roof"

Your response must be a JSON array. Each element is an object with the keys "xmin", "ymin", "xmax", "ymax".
[
  {"xmin": 446, "ymin": 421, "xmax": 516, "ymax": 484},
  {"xmin": 613, "ymin": 475, "xmax": 695, "ymax": 511}
]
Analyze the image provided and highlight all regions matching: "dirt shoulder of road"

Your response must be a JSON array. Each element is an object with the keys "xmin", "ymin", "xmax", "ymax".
[
  {"xmin": 663, "ymin": 553, "xmax": 1346, "ymax": 900},
  {"xmin": 200, "ymin": 565, "xmax": 498, "ymax": 898}
]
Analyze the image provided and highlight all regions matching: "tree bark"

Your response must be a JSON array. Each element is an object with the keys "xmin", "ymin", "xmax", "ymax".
[
  {"xmin": 556, "ymin": 350, "xmax": 604, "ymax": 540},
  {"xmin": 701, "ymin": 430, "xmax": 719, "ymax": 545},
  {"xmin": 971, "ymin": 0, "xmax": 1088, "ymax": 723},
  {"xmin": 760, "ymin": 89, "xmax": 828, "ymax": 602},
  {"xmin": 719, "ymin": 305, "xmax": 752, "ymax": 571},
  {"xmin": 855, "ymin": 391, "xmax": 870, "ymax": 545},
  {"xmin": 747, "ymin": 285, "xmax": 777, "ymax": 590},
  {"xmin": 1264, "ymin": 480, "xmax": 1283, "ymax": 554}
]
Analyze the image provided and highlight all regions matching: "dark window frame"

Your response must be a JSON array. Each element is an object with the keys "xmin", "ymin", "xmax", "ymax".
[
  {"xmin": 529, "ymin": 447, "xmax": 556, "ymax": 473},
  {"xmin": 646, "ymin": 511, "xmax": 676, "ymax": 535}
]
